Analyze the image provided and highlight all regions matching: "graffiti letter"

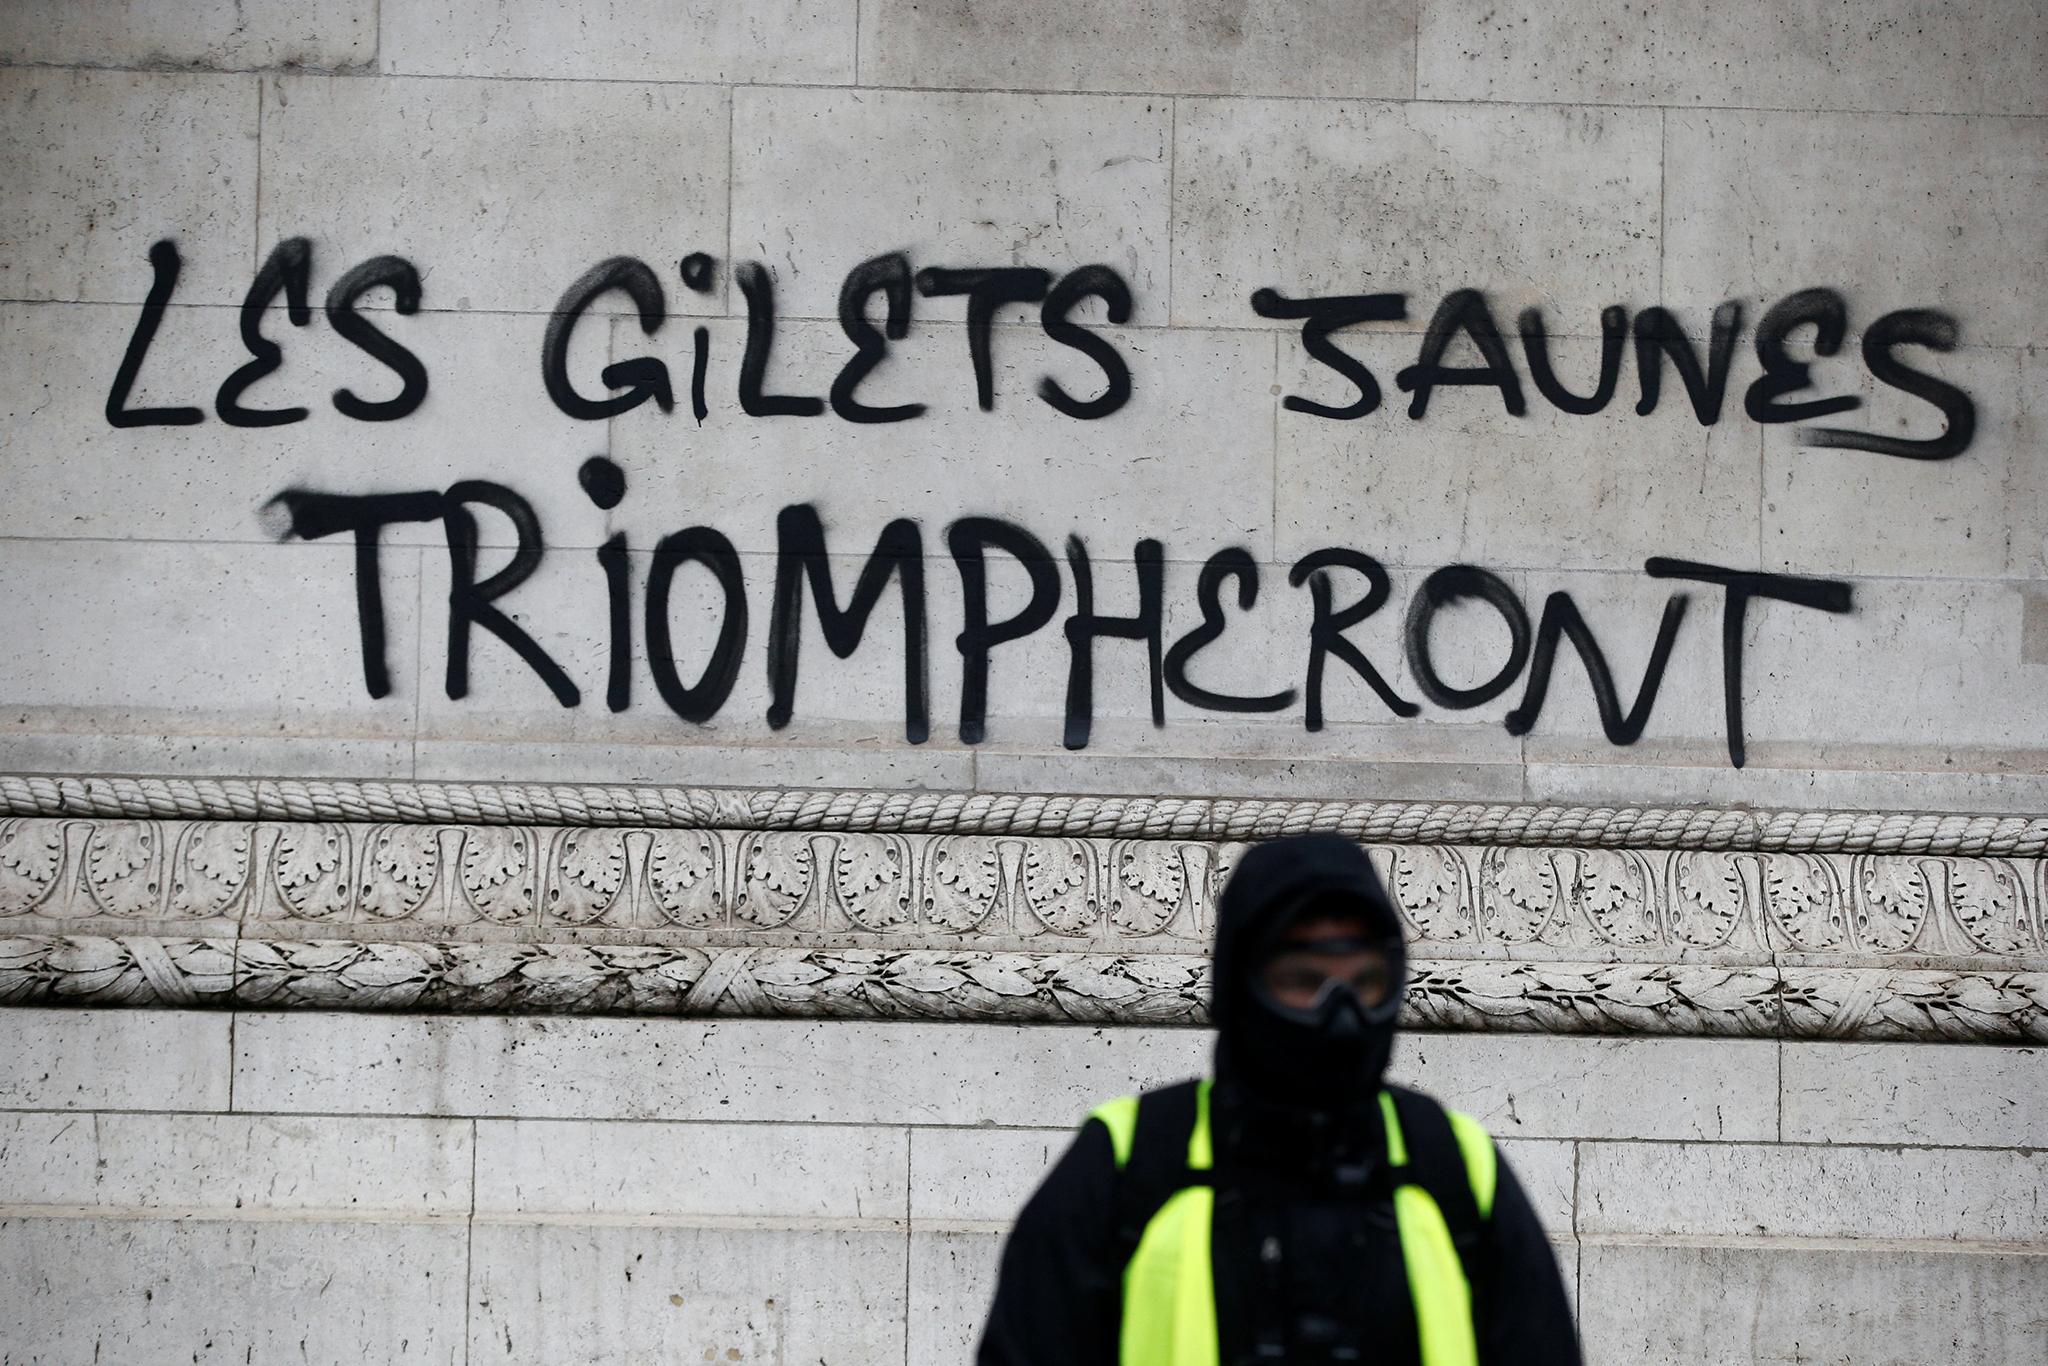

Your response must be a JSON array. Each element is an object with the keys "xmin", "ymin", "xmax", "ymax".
[
  {"xmin": 1804, "ymin": 309, "xmax": 1975, "ymax": 460},
  {"xmin": 1062, "ymin": 536, "xmax": 1164, "ymax": 750},
  {"xmin": 1633, "ymin": 301, "xmax": 1742, "ymax": 424},
  {"xmin": 106, "ymin": 240, "xmax": 203, "ymax": 428},
  {"xmin": 216, "ymin": 237, "xmax": 314, "ymax": 428},
  {"xmin": 1397, "ymin": 289, "xmax": 1526, "ymax": 419},
  {"xmin": 1289, "ymin": 548, "xmax": 1418, "ymax": 728},
  {"xmin": 1254, "ymin": 288, "xmax": 1407, "ymax": 419},
  {"xmin": 441, "ymin": 481, "xmax": 579, "ymax": 706},
  {"xmin": 1743, "ymin": 288, "xmax": 1860, "ymax": 426},
  {"xmin": 1039, "ymin": 265, "xmax": 1134, "ymax": 420},
  {"xmin": 1644, "ymin": 558, "xmax": 1852, "ymax": 768},
  {"xmin": 917, "ymin": 266, "xmax": 1051, "ymax": 411},
  {"xmin": 646, "ymin": 526, "xmax": 749, "ymax": 723},
  {"xmin": 326, "ymin": 255, "xmax": 428, "ymax": 422},
  {"xmin": 950, "ymin": 517, "xmax": 1061, "ymax": 743},
  {"xmin": 542, "ymin": 257, "xmax": 674, "ymax": 420},
  {"xmin": 831, "ymin": 252, "xmax": 924, "ymax": 424},
  {"xmin": 1165, "ymin": 549, "xmax": 1295, "ymax": 713},
  {"xmin": 266, "ymin": 487, "xmax": 444, "ymax": 699},
  {"xmin": 767, "ymin": 505, "xmax": 928, "ymax": 743},
  {"xmin": 1403, "ymin": 565, "xmax": 1531, "ymax": 709},
  {"xmin": 1504, "ymin": 591, "xmax": 1689, "ymax": 744},
  {"xmin": 1520, "ymin": 304, "xmax": 1628, "ymax": 416},
  {"xmin": 735, "ymin": 261, "xmax": 825, "ymax": 418}
]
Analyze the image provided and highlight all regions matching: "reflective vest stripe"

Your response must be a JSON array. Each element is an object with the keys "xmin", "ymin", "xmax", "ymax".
[
  {"xmin": 1105, "ymin": 1084, "xmax": 1487, "ymax": 1366},
  {"xmin": 1091, "ymin": 1094, "xmax": 1140, "ymax": 1168},
  {"xmin": 1447, "ymin": 1109, "xmax": 1497, "ymax": 1220},
  {"xmin": 1121, "ymin": 1187, "xmax": 1218, "ymax": 1366}
]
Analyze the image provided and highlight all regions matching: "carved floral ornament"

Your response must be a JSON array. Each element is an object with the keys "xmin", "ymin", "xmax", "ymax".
[{"xmin": 0, "ymin": 806, "xmax": 2040, "ymax": 1042}]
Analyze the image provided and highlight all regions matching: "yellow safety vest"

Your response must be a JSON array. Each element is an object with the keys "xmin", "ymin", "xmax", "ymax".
[{"xmin": 1088, "ymin": 1081, "xmax": 1498, "ymax": 1366}]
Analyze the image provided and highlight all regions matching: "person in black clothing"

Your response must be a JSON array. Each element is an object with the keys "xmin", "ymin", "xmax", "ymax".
[{"xmin": 977, "ymin": 833, "xmax": 1580, "ymax": 1366}]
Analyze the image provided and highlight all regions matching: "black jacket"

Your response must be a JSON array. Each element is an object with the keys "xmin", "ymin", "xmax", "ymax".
[{"xmin": 976, "ymin": 1081, "xmax": 1581, "ymax": 1366}]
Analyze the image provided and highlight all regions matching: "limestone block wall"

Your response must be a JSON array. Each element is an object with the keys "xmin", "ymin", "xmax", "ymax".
[
  {"xmin": 2, "ymin": 1011, "xmax": 2043, "ymax": 1363},
  {"xmin": 0, "ymin": 0, "xmax": 2042, "ymax": 810},
  {"xmin": 3, "ymin": 2, "xmax": 2047, "ymax": 1363}
]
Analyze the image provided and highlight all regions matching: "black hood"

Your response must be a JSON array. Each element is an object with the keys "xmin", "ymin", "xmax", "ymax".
[{"xmin": 1211, "ymin": 832, "xmax": 1406, "ymax": 1112}]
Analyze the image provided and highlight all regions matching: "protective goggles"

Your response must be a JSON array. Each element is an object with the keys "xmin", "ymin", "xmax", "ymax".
[{"xmin": 1253, "ymin": 933, "xmax": 1404, "ymax": 1023}]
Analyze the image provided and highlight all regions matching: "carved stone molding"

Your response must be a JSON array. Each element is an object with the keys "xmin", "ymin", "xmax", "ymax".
[
  {"xmin": 2, "ymin": 817, "xmax": 2041, "ymax": 956},
  {"xmin": 3, "ymin": 937, "xmax": 2040, "ymax": 1042},
  {"xmin": 4, "ymin": 774, "xmax": 2044, "ymax": 855},
  {"xmin": 0, "ymin": 811, "xmax": 2040, "ymax": 1041}
]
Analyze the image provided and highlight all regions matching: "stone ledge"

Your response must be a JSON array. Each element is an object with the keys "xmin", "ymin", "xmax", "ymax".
[{"xmin": 4, "ymin": 774, "xmax": 2044, "ymax": 854}]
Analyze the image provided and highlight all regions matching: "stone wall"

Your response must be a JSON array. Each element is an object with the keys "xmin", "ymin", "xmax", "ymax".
[
  {"xmin": 1, "ymin": 0, "xmax": 2043, "ymax": 810},
  {"xmin": 3, "ymin": 1010, "xmax": 2043, "ymax": 1362},
  {"xmin": 2, "ymin": 2, "xmax": 2045, "ymax": 1362}
]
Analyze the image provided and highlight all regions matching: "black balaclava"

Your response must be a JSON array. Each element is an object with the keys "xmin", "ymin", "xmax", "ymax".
[{"xmin": 1211, "ymin": 833, "xmax": 1407, "ymax": 1115}]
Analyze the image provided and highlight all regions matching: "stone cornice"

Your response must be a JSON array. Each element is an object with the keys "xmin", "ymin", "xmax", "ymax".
[
  {"xmin": 1, "ymin": 792, "xmax": 2041, "ymax": 1041},
  {"xmin": 3, "ymin": 774, "xmax": 2045, "ymax": 855}
]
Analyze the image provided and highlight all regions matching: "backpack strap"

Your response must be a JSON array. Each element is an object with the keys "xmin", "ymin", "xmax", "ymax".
[
  {"xmin": 1385, "ymin": 1086, "xmax": 1493, "ymax": 1265},
  {"xmin": 1092, "ymin": 1079, "xmax": 1209, "ymax": 1266}
]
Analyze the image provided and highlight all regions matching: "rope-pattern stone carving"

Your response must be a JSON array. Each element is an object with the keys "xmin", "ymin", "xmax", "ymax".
[{"xmin": 3, "ymin": 774, "xmax": 2043, "ymax": 855}]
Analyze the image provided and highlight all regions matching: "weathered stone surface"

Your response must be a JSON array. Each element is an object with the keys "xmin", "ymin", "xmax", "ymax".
[
  {"xmin": 910, "ymin": 1126, "xmax": 1075, "ymax": 1223},
  {"xmin": 910, "ymin": 1227, "xmax": 1004, "ymax": 1366},
  {"xmin": 474, "ymin": 1119, "xmax": 907, "ymax": 1219},
  {"xmin": 0, "ymin": 1008, "xmax": 230, "ymax": 1111},
  {"xmin": 1392, "ymin": 1032, "xmax": 1778, "ymax": 1141},
  {"xmin": 0, "ymin": 539, "xmax": 418, "ymax": 778},
  {"xmin": 231, "ymin": 1014, "xmax": 1214, "ymax": 1124},
  {"xmin": 1663, "ymin": 109, "xmax": 2048, "ymax": 351},
  {"xmin": 731, "ymin": 87, "xmax": 1172, "ymax": 323},
  {"xmin": 260, "ymin": 75, "xmax": 729, "ymax": 316},
  {"xmin": 0, "ymin": 0, "xmax": 375, "ymax": 70},
  {"xmin": 1416, "ymin": 0, "xmax": 2048, "ymax": 116},
  {"xmin": 1578, "ymin": 1140, "xmax": 2048, "ymax": 1242},
  {"xmin": 380, "ymin": 0, "xmax": 856, "ymax": 84},
  {"xmin": 1781, "ymin": 1041, "xmax": 2048, "ymax": 1148},
  {"xmin": 1498, "ymin": 1138, "xmax": 1577, "ymax": 1235},
  {"xmin": 468, "ymin": 1223, "xmax": 905, "ymax": 1366},
  {"xmin": 0, "ymin": 69, "xmax": 256, "ymax": 305},
  {"xmin": 860, "ymin": 0, "xmax": 1417, "ymax": 98},
  {"xmin": 0, "ymin": 1112, "xmax": 473, "ymax": 1214},
  {"xmin": 1171, "ymin": 99, "xmax": 1660, "ymax": 328},
  {"xmin": 0, "ymin": 1216, "xmax": 467, "ymax": 1363},
  {"xmin": 1578, "ymin": 1239, "xmax": 2048, "ymax": 1365}
]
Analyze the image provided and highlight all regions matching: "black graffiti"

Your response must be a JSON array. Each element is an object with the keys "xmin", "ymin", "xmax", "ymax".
[
  {"xmin": 1163, "ymin": 549, "xmax": 1295, "ymax": 714},
  {"xmin": 542, "ymin": 257, "xmax": 675, "ymax": 420},
  {"xmin": 103, "ymin": 241, "xmax": 1137, "ymax": 430},
  {"xmin": 1644, "ymin": 559, "xmax": 1853, "ymax": 768},
  {"xmin": 216, "ymin": 237, "xmax": 315, "ymax": 428},
  {"xmin": 647, "ymin": 526, "xmax": 747, "ymax": 724},
  {"xmin": 1403, "ymin": 565, "xmax": 1532, "ymax": 709},
  {"xmin": 1266, "ymin": 284, "xmax": 1978, "ymax": 459},
  {"xmin": 325, "ymin": 255, "xmax": 429, "ymax": 421},
  {"xmin": 1288, "ymin": 548, "xmax": 1416, "ymax": 728},
  {"xmin": 105, "ymin": 240, "xmax": 203, "ymax": 427},
  {"xmin": 1252, "ymin": 288, "xmax": 1407, "ymax": 419},
  {"xmin": 768, "ymin": 505, "xmax": 929, "ymax": 743},
  {"xmin": 270, "ymin": 472, "xmax": 1852, "ymax": 768},
  {"xmin": 103, "ymin": 243, "xmax": 1977, "ymax": 458}
]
